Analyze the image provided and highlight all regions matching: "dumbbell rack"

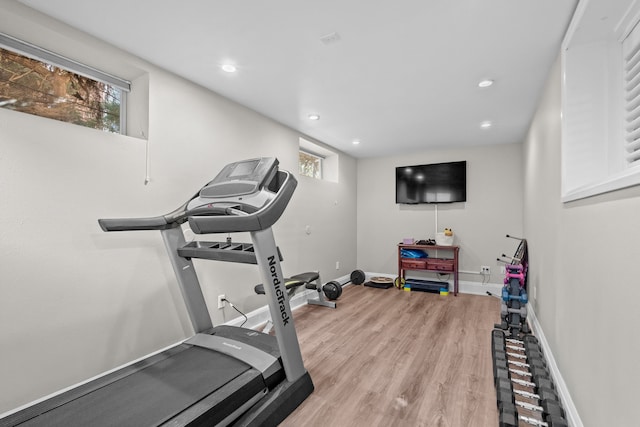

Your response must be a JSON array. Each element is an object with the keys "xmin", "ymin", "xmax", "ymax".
[{"xmin": 492, "ymin": 330, "xmax": 568, "ymax": 427}]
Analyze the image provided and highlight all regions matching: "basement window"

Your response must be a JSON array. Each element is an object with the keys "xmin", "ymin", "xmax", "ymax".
[
  {"xmin": 299, "ymin": 150, "xmax": 323, "ymax": 179},
  {"xmin": 561, "ymin": 0, "xmax": 640, "ymax": 201},
  {"xmin": 298, "ymin": 138, "xmax": 339, "ymax": 183},
  {"xmin": 623, "ymin": 23, "xmax": 640, "ymax": 166},
  {"xmin": 0, "ymin": 33, "xmax": 130, "ymax": 133}
]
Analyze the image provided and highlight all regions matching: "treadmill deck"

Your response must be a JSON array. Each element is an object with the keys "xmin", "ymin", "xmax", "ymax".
[{"xmin": 2, "ymin": 344, "xmax": 265, "ymax": 427}]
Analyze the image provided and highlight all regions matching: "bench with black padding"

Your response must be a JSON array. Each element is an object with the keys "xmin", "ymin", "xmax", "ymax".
[
  {"xmin": 253, "ymin": 272, "xmax": 320, "ymax": 296},
  {"xmin": 255, "ymin": 272, "xmax": 322, "ymax": 333}
]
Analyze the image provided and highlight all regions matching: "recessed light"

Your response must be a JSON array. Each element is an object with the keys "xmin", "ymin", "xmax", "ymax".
[
  {"xmin": 478, "ymin": 79, "xmax": 494, "ymax": 88},
  {"xmin": 221, "ymin": 64, "xmax": 237, "ymax": 73},
  {"xmin": 352, "ymin": 140, "xmax": 361, "ymax": 145},
  {"xmin": 308, "ymin": 114, "xmax": 320, "ymax": 120},
  {"xmin": 480, "ymin": 121, "xmax": 492, "ymax": 129}
]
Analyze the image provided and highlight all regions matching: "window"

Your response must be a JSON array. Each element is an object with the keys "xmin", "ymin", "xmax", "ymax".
[
  {"xmin": 561, "ymin": 0, "xmax": 640, "ymax": 201},
  {"xmin": 0, "ymin": 33, "xmax": 130, "ymax": 133},
  {"xmin": 623, "ymin": 23, "xmax": 640, "ymax": 167},
  {"xmin": 298, "ymin": 137, "xmax": 339, "ymax": 183},
  {"xmin": 299, "ymin": 150, "xmax": 323, "ymax": 179}
]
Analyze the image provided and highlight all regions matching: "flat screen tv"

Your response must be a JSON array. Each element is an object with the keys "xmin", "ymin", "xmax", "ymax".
[{"xmin": 396, "ymin": 161, "xmax": 466, "ymax": 204}]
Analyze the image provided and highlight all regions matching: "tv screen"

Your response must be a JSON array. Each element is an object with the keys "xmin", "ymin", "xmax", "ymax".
[{"xmin": 396, "ymin": 161, "xmax": 466, "ymax": 204}]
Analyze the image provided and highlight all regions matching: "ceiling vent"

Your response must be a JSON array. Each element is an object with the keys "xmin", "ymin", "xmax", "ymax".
[{"xmin": 320, "ymin": 32, "xmax": 341, "ymax": 45}]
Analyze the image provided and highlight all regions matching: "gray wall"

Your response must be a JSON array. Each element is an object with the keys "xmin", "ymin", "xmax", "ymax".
[
  {"xmin": 0, "ymin": 3, "xmax": 356, "ymax": 413},
  {"xmin": 356, "ymin": 143, "xmax": 524, "ymax": 286},
  {"xmin": 524, "ymin": 55, "xmax": 640, "ymax": 426}
]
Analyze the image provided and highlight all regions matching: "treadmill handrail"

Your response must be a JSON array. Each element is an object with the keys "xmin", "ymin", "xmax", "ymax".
[
  {"xmin": 98, "ymin": 216, "xmax": 170, "ymax": 232},
  {"xmin": 98, "ymin": 196, "xmax": 194, "ymax": 232}
]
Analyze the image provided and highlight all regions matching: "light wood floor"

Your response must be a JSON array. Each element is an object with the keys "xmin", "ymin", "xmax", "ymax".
[{"xmin": 279, "ymin": 284, "xmax": 501, "ymax": 427}]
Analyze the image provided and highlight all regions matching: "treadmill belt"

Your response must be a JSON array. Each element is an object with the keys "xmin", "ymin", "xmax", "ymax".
[{"xmin": 10, "ymin": 345, "xmax": 264, "ymax": 427}]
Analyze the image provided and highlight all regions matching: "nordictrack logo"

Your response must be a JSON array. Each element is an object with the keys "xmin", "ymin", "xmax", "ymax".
[{"xmin": 268, "ymin": 255, "xmax": 291, "ymax": 326}]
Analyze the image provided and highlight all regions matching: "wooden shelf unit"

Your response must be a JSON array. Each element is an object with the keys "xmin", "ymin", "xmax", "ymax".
[{"xmin": 397, "ymin": 243, "xmax": 460, "ymax": 296}]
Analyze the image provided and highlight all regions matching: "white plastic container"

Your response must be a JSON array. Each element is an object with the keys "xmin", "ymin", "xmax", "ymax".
[{"xmin": 435, "ymin": 232, "xmax": 454, "ymax": 246}]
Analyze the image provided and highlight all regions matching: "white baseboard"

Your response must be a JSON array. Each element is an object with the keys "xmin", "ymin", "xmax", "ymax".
[
  {"xmin": 527, "ymin": 304, "xmax": 583, "ymax": 427},
  {"xmin": 224, "ymin": 287, "xmax": 322, "ymax": 330}
]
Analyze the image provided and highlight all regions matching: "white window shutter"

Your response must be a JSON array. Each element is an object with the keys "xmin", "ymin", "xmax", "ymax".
[{"xmin": 623, "ymin": 22, "xmax": 640, "ymax": 166}]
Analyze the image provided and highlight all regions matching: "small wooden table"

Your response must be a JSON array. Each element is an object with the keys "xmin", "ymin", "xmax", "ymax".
[{"xmin": 397, "ymin": 243, "xmax": 460, "ymax": 296}]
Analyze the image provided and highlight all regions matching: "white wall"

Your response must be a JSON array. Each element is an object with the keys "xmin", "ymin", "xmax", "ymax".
[
  {"xmin": 356, "ymin": 143, "xmax": 524, "ymax": 286},
  {"xmin": 0, "ymin": 2, "xmax": 356, "ymax": 413},
  {"xmin": 9, "ymin": 3, "xmax": 634, "ymax": 425},
  {"xmin": 524, "ymin": 54, "xmax": 640, "ymax": 426}
]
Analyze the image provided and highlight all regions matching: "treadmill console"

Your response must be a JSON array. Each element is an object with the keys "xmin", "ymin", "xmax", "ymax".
[
  {"xmin": 199, "ymin": 158, "xmax": 278, "ymax": 199},
  {"xmin": 186, "ymin": 157, "xmax": 297, "ymax": 234}
]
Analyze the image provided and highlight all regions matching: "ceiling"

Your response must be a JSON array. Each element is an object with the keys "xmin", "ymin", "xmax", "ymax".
[{"xmin": 19, "ymin": 0, "xmax": 578, "ymax": 158}]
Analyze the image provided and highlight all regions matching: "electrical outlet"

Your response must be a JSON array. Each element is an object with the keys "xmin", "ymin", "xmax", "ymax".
[
  {"xmin": 500, "ymin": 266, "xmax": 506, "ymax": 274},
  {"xmin": 217, "ymin": 294, "xmax": 226, "ymax": 309},
  {"xmin": 481, "ymin": 266, "xmax": 491, "ymax": 274},
  {"xmin": 336, "ymin": 261, "xmax": 340, "ymax": 270}
]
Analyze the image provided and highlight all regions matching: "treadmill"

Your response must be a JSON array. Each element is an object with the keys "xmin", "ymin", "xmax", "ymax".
[{"xmin": 1, "ymin": 157, "xmax": 313, "ymax": 427}]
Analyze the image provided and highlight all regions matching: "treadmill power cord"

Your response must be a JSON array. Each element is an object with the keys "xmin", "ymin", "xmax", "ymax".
[{"xmin": 223, "ymin": 298, "xmax": 248, "ymax": 327}]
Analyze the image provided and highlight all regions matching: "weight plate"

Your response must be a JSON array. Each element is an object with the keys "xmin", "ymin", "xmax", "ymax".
[
  {"xmin": 370, "ymin": 276, "xmax": 393, "ymax": 284},
  {"xmin": 350, "ymin": 269, "xmax": 366, "ymax": 285},
  {"xmin": 323, "ymin": 281, "xmax": 342, "ymax": 300}
]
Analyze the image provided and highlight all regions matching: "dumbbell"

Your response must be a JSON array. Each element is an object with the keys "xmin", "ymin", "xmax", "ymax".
[
  {"xmin": 527, "ymin": 349, "xmax": 545, "ymax": 364},
  {"xmin": 500, "ymin": 397, "xmax": 568, "ymax": 427},
  {"xmin": 493, "ymin": 350, "xmax": 510, "ymax": 378},
  {"xmin": 506, "ymin": 355, "xmax": 546, "ymax": 370},
  {"xmin": 493, "ymin": 333, "xmax": 567, "ymax": 427},
  {"xmin": 519, "ymin": 414, "xmax": 569, "ymax": 427},
  {"xmin": 508, "ymin": 378, "xmax": 559, "ymax": 419},
  {"xmin": 523, "ymin": 335, "xmax": 543, "ymax": 354},
  {"xmin": 493, "ymin": 332, "xmax": 552, "ymax": 387},
  {"xmin": 514, "ymin": 398, "xmax": 566, "ymax": 421},
  {"xmin": 500, "ymin": 343, "xmax": 552, "ymax": 386},
  {"xmin": 523, "ymin": 335, "xmax": 540, "ymax": 346},
  {"xmin": 494, "ymin": 365, "xmax": 514, "ymax": 407},
  {"xmin": 528, "ymin": 360, "xmax": 551, "ymax": 383},
  {"xmin": 492, "ymin": 332, "xmax": 508, "ymax": 375},
  {"xmin": 496, "ymin": 385, "xmax": 514, "ymax": 409},
  {"xmin": 507, "ymin": 335, "xmax": 542, "ymax": 353},
  {"xmin": 508, "ymin": 351, "xmax": 549, "ymax": 375},
  {"xmin": 510, "ymin": 366, "xmax": 553, "ymax": 395},
  {"xmin": 492, "ymin": 330, "xmax": 506, "ymax": 351},
  {"xmin": 494, "ymin": 367, "xmax": 559, "ymax": 419},
  {"xmin": 494, "ymin": 366, "xmax": 510, "ymax": 387},
  {"xmin": 510, "ymin": 376, "xmax": 555, "ymax": 395},
  {"xmin": 494, "ymin": 360, "xmax": 557, "ymax": 411},
  {"xmin": 506, "ymin": 345, "xmax": 542, "ymax": 362},
  {"xmin": 495, "ymin": 353, "xmax": 550, "ymax": 390},
  {"xmin": 500, "ymin": 364, "xmax": 554, "ymax": 399},
  {"xmin": 511, "ymin": 387, "xmax": 559, "ymax": 406},
  {"xmin": 498, "ymin": 402, "xmax": 519, "ymax": 427},
  {"xmin": 544, "ymin": 415, "xmax": 569, "ymax": 427}
]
